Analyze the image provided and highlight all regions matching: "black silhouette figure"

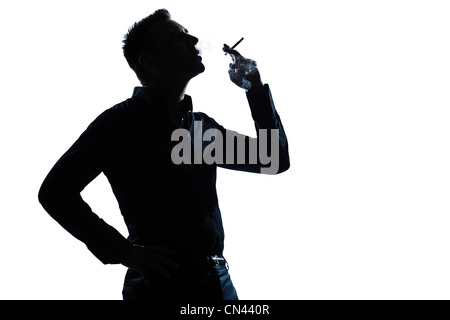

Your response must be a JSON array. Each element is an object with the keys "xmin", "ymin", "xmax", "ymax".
[{"xmin": 38, "ymin": 9, "xmax": 289, "ymax": 300}]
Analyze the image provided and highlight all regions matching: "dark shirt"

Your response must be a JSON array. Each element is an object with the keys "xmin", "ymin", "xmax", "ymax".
[{"xmin": 38, "ymin": 84, "xmax": 289, "ymax": 265}]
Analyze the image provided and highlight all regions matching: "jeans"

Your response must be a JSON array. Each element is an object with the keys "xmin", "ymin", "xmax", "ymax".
[{"xmin": 122, "ymin": 263, "xmax": 239, "ymax": 300}]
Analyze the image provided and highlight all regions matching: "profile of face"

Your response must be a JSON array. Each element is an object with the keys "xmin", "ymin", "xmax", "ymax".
[{"xmin": 142, "ymin": 19, "xmax": 205, "ymax": 83}]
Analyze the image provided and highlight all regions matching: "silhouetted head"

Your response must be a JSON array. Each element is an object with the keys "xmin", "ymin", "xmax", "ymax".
[{"xmin": 123, "ymin": 9, "xmax": 205, "ymax": 87}]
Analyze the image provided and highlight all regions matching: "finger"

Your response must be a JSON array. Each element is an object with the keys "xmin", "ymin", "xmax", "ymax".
[
  {"xmin": 142, "ymin": 250, "xmax": 179, "ymax": 270},
  {"xmin": 148, "ymin": 253, "xmax": 179, "ymax": 270},
  {"xmin": 140, "ymin": 269, "xmax": 152, "ymax": 287},
  {"xmin": 224, "ymin": 48, "xmax": 241, "ymax": 57},
  {"xmin": 147, "ymin": 245, "xmax": 177, "ymax": 255},
  {"xmin": 145, "ymin": 260, "xmax": 172, "ymax": 279},
  {"xmin": 223, "ymin": 44, "xmax": 242, "ymax": 57}
]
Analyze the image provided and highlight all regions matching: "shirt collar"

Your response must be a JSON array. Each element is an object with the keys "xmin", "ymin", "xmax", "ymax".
[
  {"xmin": 131, "ymin": 86, "xmax": 193, "ymax": 115},
  {"xmin": 132, "ymin": 86, "xmax": 158, "ymax": 105}
]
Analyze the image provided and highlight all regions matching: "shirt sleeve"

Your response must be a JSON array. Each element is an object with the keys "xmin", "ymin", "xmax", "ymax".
[
  {"xmin": 217, "ymin": 84, "xmax": 290, "ymax": 174},
  {"xmin": 38, "ymin": 111, "xmax": 131, "ymax": 264}
]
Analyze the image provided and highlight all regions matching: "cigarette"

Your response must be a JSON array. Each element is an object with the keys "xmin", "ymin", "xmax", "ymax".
[
  {"xmin": 225, "ymin": 37, "xmax": 244, "ymax": 55},
  {"xmin": 231, "ymin": 37, "xmax": 244, "ymax": 50}
]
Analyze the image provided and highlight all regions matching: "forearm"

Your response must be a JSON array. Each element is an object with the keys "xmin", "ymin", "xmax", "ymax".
[{"xmin": 246, "ymin": 84, "xmax": 290, "ymax": 174}]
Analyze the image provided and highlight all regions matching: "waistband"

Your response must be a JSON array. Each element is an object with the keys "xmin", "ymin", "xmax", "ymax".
[
  {"xmin": 207, "ymin": 255, "xmax": 229, "ymax": 269},
  {"xmin": 176, "ymin": 254, "xmax": 229, "ymax": 271}
]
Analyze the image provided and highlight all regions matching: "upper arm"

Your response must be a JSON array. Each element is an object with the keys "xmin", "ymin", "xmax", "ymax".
[{"xmin": 39, "ymin": 112, "xmax": 111, "ymax": 201}]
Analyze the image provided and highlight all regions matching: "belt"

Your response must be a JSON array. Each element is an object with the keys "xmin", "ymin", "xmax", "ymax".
[
  {"xmin": 207, "ymin": 255, "xmax": 229, "ymax": 270},
  {"xmin": 174, "ymin": 253, "xmax": 230, "ymax": 271}
]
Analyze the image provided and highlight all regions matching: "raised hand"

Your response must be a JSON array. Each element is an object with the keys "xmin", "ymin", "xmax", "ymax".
[{"xmin": 223, "ymin": 44, "xmax": 263, "ymax": 91}]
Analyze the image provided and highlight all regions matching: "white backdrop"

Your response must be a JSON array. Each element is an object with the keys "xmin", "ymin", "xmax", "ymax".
[{"xmin": 1, "ymin": 0, "xmax": 450, "ymax": 300}]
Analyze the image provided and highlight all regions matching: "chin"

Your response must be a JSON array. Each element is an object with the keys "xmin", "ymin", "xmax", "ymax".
[
  {"xmin": 190, "ymin": 62, "xmax": 206, "ymax": 78},
  {"xmin": 198, "ymin": 63, "xmax": 206, "ymax": 74}
]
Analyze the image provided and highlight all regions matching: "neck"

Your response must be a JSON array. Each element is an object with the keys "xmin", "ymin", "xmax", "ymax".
[
  {"xmin": 162, "ymin": 78, "xmax": 191, "ymax": 126},
  {"xmin": 146, "ymin": 76, "xmax": 189, "ymax": 102},
  {"xmin": 166, "ymin": 82, "xmax": 188, "ymax": 104},
  {"xmin": 145, "ymin": 74, "xmax": 192, "ymax": 125}
]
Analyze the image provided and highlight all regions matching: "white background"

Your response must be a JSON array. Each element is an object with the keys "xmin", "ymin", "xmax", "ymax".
[{"xmin": 1, "ymin": 0, "xmax": 449, "ymax": 300}]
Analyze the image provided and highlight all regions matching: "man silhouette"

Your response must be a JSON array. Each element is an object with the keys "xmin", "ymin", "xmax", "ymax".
[{"xmin": 38, "ymin": 9, "xmax": 289, "ymax": 300}]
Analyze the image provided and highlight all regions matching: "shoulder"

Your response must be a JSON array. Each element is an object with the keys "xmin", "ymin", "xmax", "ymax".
[
  {"xmin": 183, "ymin": 111, "xmax": 224, "ymax": 132},
  {"xmin": 79, "ymin": 98, "xmax": 139, "ymax": 139},
  {"xmin": 92, "ymin": 98, "xmax": 139, "ymax": 126},
  {"xmin": 190, "ymin": 112, "xmax": 223, "ymax": 130},
  {"xmin": 104, "ymin": 98, "xmax": 137, "ymax": 119}
]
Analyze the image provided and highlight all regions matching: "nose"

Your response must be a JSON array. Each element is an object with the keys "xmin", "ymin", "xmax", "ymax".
[{"xmin": 186, "ymin": 33, "xmax": 199, "ymax": 46}]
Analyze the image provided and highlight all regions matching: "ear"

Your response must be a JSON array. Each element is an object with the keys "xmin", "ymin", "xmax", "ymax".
[
  {"xmin": 138, "ymin": 54, "xmax": 160, "ymax": 80},
  {"xmin": 138, "ymin": 54, "xmax": 153, "ymax": 69}
]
